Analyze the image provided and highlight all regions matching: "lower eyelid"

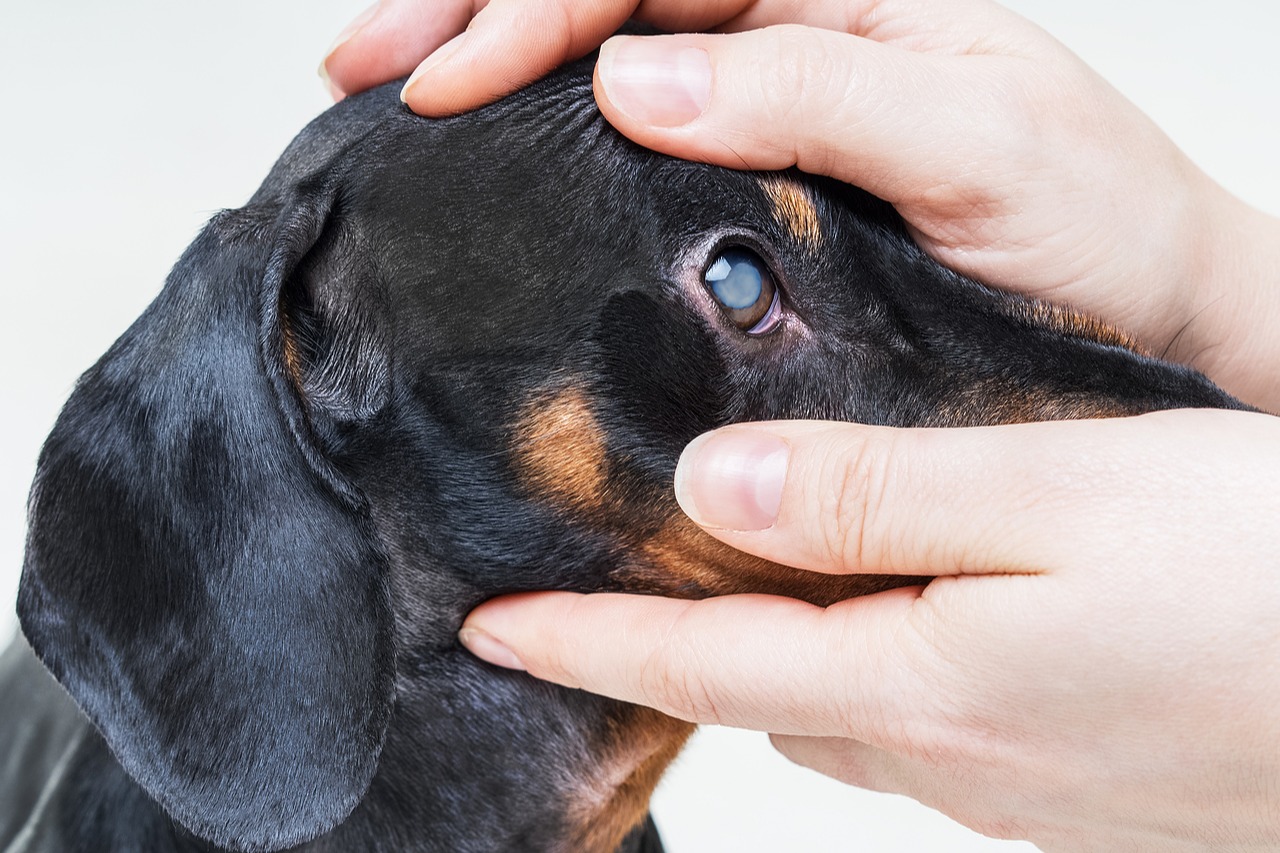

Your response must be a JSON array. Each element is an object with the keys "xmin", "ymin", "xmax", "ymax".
[{"xmin": 746, "ymin": 289, "xmax": 783, "ymax": 336}]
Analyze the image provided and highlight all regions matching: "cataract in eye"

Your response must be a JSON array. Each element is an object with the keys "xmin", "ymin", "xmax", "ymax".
[{"xmin": 705, "ymin": 247, "xmax": 781, "ymax": 334}]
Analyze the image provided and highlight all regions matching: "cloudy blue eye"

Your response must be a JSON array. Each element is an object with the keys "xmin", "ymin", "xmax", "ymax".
[{"xmin": 704, "ymin": 247, "xmax": 781, "ymax": 334}]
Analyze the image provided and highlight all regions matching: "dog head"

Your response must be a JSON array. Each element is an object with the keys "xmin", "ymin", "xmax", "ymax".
[{"xmin": 17, "ymin": 55, "xmax": 1243, "ymax": 853}]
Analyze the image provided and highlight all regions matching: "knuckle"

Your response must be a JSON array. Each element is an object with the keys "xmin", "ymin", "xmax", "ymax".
[
  {"xmin": 771, "ymin": 733, "xmax": 883, "ymax": 790},
  {"xmin": 971, "ymin": 815, "xmax": 1033, "ymax": 842},
  {"xmin": 908, "ymin": 60, "xmax": 1056, "ymax": 216},
  {"xmin": 819, "ymin": 431, "xmax": 900, "ymax": 571},
  {"xmin": 836, "ymin": 598, "xmax": 971, "ymax": 756},
  {"xmin": 636, "ymin": 626, "xmax": 724, "ymax": 724},
  {"xmin": 748, "ymin": 25, "xmax": 846, "ymax": 162},
  {"xmin": 534, "ymin": 599, "xmax": 593, "ymax": 686},
  {"xmin": 758, "ymin": 25, "xmax": 838, "ymax": 103},
  {"xmin": 942, "ymin": 800, "xmax": 1035, "ymax": 842}
]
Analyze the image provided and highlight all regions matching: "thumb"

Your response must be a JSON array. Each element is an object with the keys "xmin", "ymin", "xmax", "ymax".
[
  {"xmin": 592, "ymin": 27, "xmax": 1032, "ymax": 208},
  {"xmin": 669, "ymin": 412, "xmax": 1235, "ymax": 577}
]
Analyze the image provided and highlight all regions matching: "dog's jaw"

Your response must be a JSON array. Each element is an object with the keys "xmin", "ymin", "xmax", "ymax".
[{"xmin": 566, "ymin": 706, "xmax": 694, "ymax": 853}]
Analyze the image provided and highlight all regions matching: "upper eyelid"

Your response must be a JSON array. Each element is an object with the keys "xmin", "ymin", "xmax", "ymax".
[{"xmin": 697, "ymin": 234, "xmax": 786, "ymax": 285}]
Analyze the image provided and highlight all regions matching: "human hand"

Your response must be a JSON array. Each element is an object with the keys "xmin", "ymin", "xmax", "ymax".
[
  {"xmin": 321, "ymin": 0, "xmax": 1280, "ymax": 412},
  {"xmin": 459, "ymin": 409, "xmax": 1280, "ymax": 851}
]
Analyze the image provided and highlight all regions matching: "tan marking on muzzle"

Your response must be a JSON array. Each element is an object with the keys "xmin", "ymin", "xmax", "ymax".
[
  {"xmin": 1010, "ymin": 299, "xmax": 1147, "ymax": 354},
  {"xmin": 513, "ymin": 386, "xmax": 609, "ymax": 513},
  {"xmin": 933, "ymin": 379, "xmax": 1141, "ymax": 427},
  {"xmin": 926, "ymin": 299, "xmax": 1155, "ymax": 426},
  {"xmin": 761, "ymin": 177, "xmax": 822, "ymax": 248},
  {"xmin": 632, "ymin": 515, "xmax": 916, "ymax": 604}
]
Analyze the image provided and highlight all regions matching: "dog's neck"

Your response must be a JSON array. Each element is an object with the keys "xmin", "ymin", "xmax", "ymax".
[{"xmin": 309, "ymin": 648, "xmax": 690, "ymax": 853}]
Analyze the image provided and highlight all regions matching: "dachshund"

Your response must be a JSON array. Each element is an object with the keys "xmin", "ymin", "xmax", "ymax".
[{"xmin": 0, "ymin": 49, "xmax": 1245, "ymax": 853}]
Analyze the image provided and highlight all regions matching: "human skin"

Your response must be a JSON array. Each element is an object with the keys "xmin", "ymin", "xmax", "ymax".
[{"xmin": 323, "ymin": 2, "xmax": 1280, "ymax": 849}]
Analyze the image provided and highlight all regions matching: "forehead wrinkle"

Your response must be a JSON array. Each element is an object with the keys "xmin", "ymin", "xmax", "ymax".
[{"xmin": 760, "ymin": 176, "xmax": 823, "ymax": 248}]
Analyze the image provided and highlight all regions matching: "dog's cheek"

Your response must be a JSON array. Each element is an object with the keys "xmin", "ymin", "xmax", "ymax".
[
  {"xmin": 511, "ymin": 383, "xmax": 611, "ymax": 518},
  {"xmin": 592, "ymin": 291, "xmax": 729, "ymax": 481}
]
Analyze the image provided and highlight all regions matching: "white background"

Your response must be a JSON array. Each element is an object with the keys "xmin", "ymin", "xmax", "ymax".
[{"xmin": 1, "ymin": 2, "xmax": 1276, "ymax": 850}]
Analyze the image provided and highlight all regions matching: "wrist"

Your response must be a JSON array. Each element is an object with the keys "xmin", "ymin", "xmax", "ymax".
[{"xmin": 1176, "ymin": 181, "xmax": 1280, "ymax": 412}]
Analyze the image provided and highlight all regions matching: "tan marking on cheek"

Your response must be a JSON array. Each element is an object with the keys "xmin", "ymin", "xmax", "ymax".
[
  {"xmin": 569, "ymin": 708, "xmax": 695, "ymax": 853},
  {"xmin": 559, "ymin": 520, "xmax": 915, "ymax": 850},
  {"xmin": 513, "ymin": 386, "xmax": 608, "ymax": 513},
  {"xmin": 632, "ymin": 515, "xmax": 916, "ymax": 605},
  {"xmin": 761, "ymin": 177, "xmax": 822, "ymax": 248}
]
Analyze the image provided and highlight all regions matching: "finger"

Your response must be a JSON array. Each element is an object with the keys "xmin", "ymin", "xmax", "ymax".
[
  {"xmin": 334, "ymin": 0, "xmax": 751, "ymax": 109},
  {"xmin": 721, "ymin": 0, "xmax": 1036, "ymax": 57},
  {"xmin": 768, "ymin": 733, "xmax": 1039, "ymax": 841},
  {"xmin": 768, "ymin": 733, "xmax": 903, "ymax": 794},
  {"xmin": 322, "ymin": 0, "xmax": 481, "ymax": 99},
  {"xmin": 671, "ymin": 411, "xmax": 1243, "ymax": 577},
  {"xmin": 396, "ymin": 0, "xmax": 1038, "ymax": 117},
  {"xmin": 459, "ymin": 587, "xmax": 939, "ymax": 743},
  {"xmin": 399, "ymin": 0, "xmax": 646, "ymax": 115},
  {"xmin": 590, "ymin": 26, "xmax": 1040, "ymax": 209}
]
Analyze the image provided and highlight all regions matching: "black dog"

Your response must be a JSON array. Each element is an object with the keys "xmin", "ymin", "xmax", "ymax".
[{"xmin": 0, "ymin": 50, "xmax": 1244, "ymax": 853}]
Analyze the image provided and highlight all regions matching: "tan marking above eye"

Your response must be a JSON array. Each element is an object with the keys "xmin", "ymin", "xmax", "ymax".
[
  {"xmin": 760, "ymin": 177, "xmax": 822, "ymax": 248},
  {"xmin": 512, "ymin": 385, "xmax": 609, "ymax": 513}
]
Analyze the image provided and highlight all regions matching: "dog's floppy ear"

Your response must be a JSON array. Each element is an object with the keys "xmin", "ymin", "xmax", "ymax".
[{"xmin": 16, "ymin": 190, "xmax": 395, "ymax": 853}]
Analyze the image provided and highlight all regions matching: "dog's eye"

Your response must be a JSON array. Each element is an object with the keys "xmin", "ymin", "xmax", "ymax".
[{"xmin": 704, "ymin": 247, "xmax": 781, "ymax": 335}]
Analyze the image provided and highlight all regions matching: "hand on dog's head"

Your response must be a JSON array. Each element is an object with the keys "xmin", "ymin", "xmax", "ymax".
[{"xmin": 15, "ymin": 55, "xmax": 1243, "ymax": 853}]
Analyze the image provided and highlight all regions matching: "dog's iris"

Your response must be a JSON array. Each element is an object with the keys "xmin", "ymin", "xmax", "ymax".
[{"xmin": 704, "ymin": 247, "xmax": 781, "ymax": 334}]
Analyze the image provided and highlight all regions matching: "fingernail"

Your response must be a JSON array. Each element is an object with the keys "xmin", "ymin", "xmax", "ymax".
[
  {"xmin": 401, "ymin": 32, "xmax": 469, "ymax": 103},
  {"xmin": 325, "ymin": 2, "xmax": 380, "ymax": 61},
  {"xmin": 320, "ymin": 2, "xmax": 380, "ymax": 100},
  {"xmin": 597, "ymin": 36, "xmax": 711, "ymax": 128},
  {"xmin": 674, "ymin": 430, "xmax": 789, "ymax": 530},
  {"xmin": 458, "ymin": 627, "xmax": 526, "ymax": 671},
  {"xmin": 317, "ymin": 61, "xmax": 345, "ymax": 102}
]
